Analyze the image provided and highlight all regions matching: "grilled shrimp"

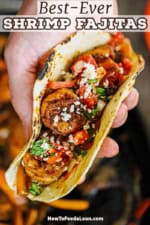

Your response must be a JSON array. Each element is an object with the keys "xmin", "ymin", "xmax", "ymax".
[
  {"xmin": 22, "ymin": 152, "xmax": 71, "ymax": 185},
  {"xmin": 41, "ymin": 88, "xmax": 86, "ymax": 135}
]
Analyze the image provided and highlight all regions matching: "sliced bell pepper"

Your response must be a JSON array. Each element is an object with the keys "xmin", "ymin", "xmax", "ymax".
[{"xmin": 47, "ymin": 80, "xmax": 75, "ymax": 89}]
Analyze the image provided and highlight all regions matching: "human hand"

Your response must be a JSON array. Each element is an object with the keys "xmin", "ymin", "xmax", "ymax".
[
  {"xmin": 98, "ymin": 88, "xmax": 139, "ymax": 158},
  {"xmin": 5, "ymin": 0, "xmax": 139, "ymax": 158}
]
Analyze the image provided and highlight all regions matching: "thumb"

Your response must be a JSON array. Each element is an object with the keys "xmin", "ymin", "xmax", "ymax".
[{"xmin": 5, "ymin": 46, "xmax": 36, "ymax": 140}]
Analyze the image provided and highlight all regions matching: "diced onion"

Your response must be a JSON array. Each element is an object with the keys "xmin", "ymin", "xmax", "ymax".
[{"xmin": 97, "ymin": 99, "xmax": 106, "ymax": 111}]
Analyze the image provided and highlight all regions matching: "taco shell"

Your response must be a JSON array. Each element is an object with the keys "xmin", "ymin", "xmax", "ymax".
[{"xmin": 5, "ymin": 32, "xmax": 144, "ymax": 202}]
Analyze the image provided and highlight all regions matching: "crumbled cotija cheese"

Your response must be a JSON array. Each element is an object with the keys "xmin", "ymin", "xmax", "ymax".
[
  {"xmin": 70, "ymin": 105, "xmax": 75, "ymax": 113},
  {"xmin": 119, "ymin": 67, "xmax": 124, "ymax": 74},
  {"xmin": 50, "ymin": 136, "xmax": 55, "ymax": 143},
  {"xmin": 68, "ymin": 134, "xmax": 74, "ymax": 143},
  {"xmin": 56, "ymin": 140, "xmax": 60, "ymax": 145},
  {"xmin": 80, "ymin": 77, "xmax": 87, "ymax": 86},
  {"xmin": 54, "ymin": 115, "xmax": 59, "ymax": 126},
  {"xmin": 62, "ymin": 107, "xmax": 67, "ymax": 112},
  {"xmin": 83, "ymin": 122, "xmax": 90, "ymax": 130},
  {"xmin": 82, "ymin": 63, "xmax": 96, "ymax": 79},
  {"xmin": 84, "ymin": 84, "xmax": 92, "ymax": 98},
  {"xmin": 74, "ymin": 101, "xmax": 80, "ymax": 106},
  {"xmin": 103, "ymin": 79, "xmax": 109, "ymax": 88},
  {"xmin": 41, "ymin": 142, "xmax": 50, "ymax": 150},
  {"xmin": 92, "ymin": 123, "xmax": 96, "ymax": 128},
  {"xmin": 97, "ymin": 100, "xmax": 106, "ymax": 111},
  {"xmin": 61, "ymin": 112, "xmax": 71, "ymax": 122}
]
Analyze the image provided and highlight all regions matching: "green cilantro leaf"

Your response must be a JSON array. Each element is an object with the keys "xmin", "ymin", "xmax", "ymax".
[
  {"xmin": 88, "ymin": 79, "xmax": 98, "ymax": 84},
  {"xmin": 87, "ymin": 127, "xmax": 95, "ymax": 142},
  {"xmin": 83, "ymin": 111, "xmax": 92, "ymax": 120},
  {"xmin": 29, "ymin": 182, "xmax": 42, "ymax": 196},
  {"xmin": 30, "ymin": 138, "xmax": 51, "ymax": 158},
  {"xmin": 83, "ymin": 107, "xmax": 99, "ymax": 120},
  {"xmin": 96, "ymin": 87, "xmax": 106, "ymax": 96},
  {"xmin": 74, "ymin": 146, "xmax": 87, "ymax": 158},
  {"xmin": 91, "ymin": 107, "xmax": 99, "ymax": 117},
  {"xmin": 80, "ymin": 150, "xmax": 87, "ymax": 157}
]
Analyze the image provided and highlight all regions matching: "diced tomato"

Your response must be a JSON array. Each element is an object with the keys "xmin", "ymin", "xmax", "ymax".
[
  {"xmin": 82, "ymin": 94, "xmax": 98, "ymax": 109},
  {"xmin": 122, "ymin": 58, "xmax": 132, "ymax": 74},
  {"xmin": 73, "ymin": 130, "xmax": 89, "ymax": 145},
  {"xmin": 71, "ymin": 54, "xmax": 97, "ymax": 76},
  {"xmin": 47, "ymin": 145, "xmax": 62, "ymax": 164},
  {"xmin": 78, "ymin": 85, "xmax": 98, "ymax": 109},
  {"xmin": 78, "ymin": 55, "xmax": 98, "ymax": 68},
  {"xmin": 47, "ymin": 80, "xmax": 75, "ymax": 89},
  {"xmin": 109, "ymin": 32, "xmax": 125, "ymax": 47},
  {"xmin": 78, "ymin": 85, "xmax": 86, "ymax": 97},
  {"xmin": 47, "ymin": 144, "xmax": 72, "ymax": 164}
]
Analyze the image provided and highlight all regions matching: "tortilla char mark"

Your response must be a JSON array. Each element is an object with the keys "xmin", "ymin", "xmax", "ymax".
[{"xmin": 41, "ymin": 88, "xmax": 87, "ymax": 135}]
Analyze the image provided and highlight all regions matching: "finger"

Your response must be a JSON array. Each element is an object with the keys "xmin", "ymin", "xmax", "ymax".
[
  {"xmin": 11, "ymin": 69, "xmax": 35, "ymax": 140},
  {"xmin": 112, "ymin": 103, "xmax": 128, "ymax": 128},
  {"xmin": 11, "ymin": 71, "xmax": 35, "ymax": 141},
  {"xmin": 98, "ymin": 137, "xmax": 119, "ymax": 158},
  {"xmin": 123, "ymin": 88, "xmax": 139, "ymax": 110},
  {"xmin": 5, "ymin": 43, "xmax": 36, "ymax": 139}
]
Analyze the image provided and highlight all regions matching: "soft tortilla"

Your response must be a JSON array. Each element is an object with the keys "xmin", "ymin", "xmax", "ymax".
[{"xmin": 5, "ymin": 32, "xmax": 144, "ymax": 202}]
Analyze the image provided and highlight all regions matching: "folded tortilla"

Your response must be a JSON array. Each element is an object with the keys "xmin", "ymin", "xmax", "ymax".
[{"xmin": 5, "ymin": 32, "xmax": 144, "ymax": 202}]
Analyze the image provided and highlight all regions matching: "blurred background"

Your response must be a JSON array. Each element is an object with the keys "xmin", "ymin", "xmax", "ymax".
[{"xmin": 0, "ymin": 0, "xmax": 150, "ymax": 225}]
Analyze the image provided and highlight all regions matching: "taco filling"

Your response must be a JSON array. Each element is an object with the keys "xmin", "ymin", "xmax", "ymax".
[{"xmin": 17, "ymin": 33, "xmax": 133, "ymax": 196}]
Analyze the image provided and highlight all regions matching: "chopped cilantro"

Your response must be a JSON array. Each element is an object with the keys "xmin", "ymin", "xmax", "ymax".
[
  {"xmin": 83, "ymin": 111, "xmax": 92, "ymax": 120},
  {"xmin": 96, "ymin": 87, "xmax": 106, "ymax": 96},
  {"xmin": 96, "ymin": 87, "xmax": 118, "ymax": 102},
  {"xmin": 29, "ymin": 182, "xmax": 42, "ymax": 196},
  {"xmin": 83, "ymin": 107, "xmax": 99, "ymax": 120},
  {"xmin": 87, "ymin": 127, "xmax": 95, "ymax": 142},
  {"xmin": 88, "ymin": 79, "xmax": 98, "ymax": 84},
  {"xmin": 91, "ymin": 107, "xmax": 98, "ymax": 117},
  {"xmin": 74, "ymin": 146, "xmax": 87, "ymax": 158},
  {"xmin": 30, "ymin": 138, "xmax": 51, "ymax": 158},
  {"xmin": 81, "ymin": 150, "xmax": 87, "ymax": 157},
  {"xmin": 96, "ymin": 87, "xmax": 111, "ymax": 102},
  {"xmin": 88, "ymin": 127, "xmax": 94, "ymax": 136}
]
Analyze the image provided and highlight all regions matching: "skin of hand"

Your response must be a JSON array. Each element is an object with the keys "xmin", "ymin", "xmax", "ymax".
[{"xmin": 5, "ymin": 0, "xmax": 139, "ymax": 158}]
